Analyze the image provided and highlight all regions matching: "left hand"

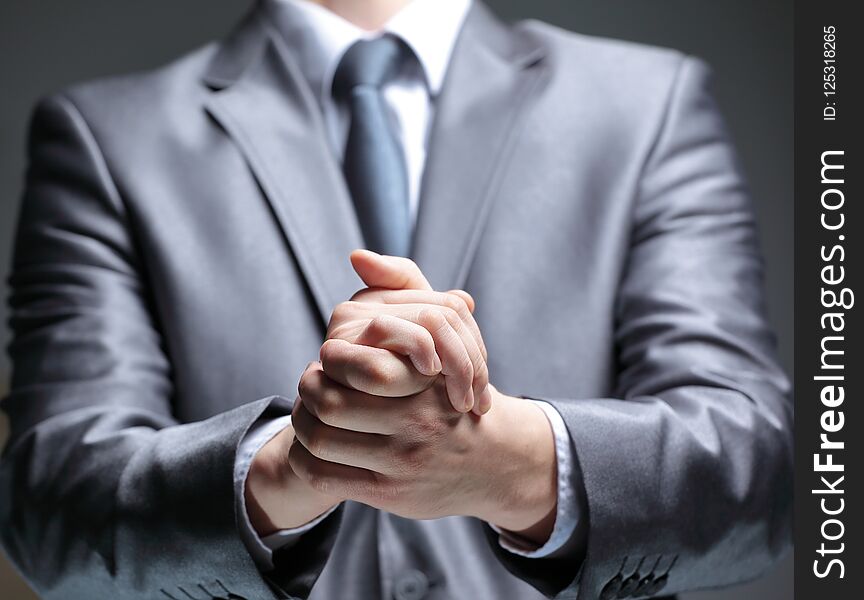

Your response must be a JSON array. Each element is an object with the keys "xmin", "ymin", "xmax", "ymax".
[
  {"xmin": 326, "ymin": 250, "xmax": 492, "ymax": 414},
  {"xmin": 290, "ymin": 360, "xmax": 558, "ymax": 541}
]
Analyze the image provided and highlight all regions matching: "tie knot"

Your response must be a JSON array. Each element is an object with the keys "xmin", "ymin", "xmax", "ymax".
[{"xmin": 333, "ymin": 35, "xmax": 405, "ymax": 98}]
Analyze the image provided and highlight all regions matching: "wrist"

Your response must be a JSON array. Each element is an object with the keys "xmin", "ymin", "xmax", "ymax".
[
  {"xmin": 245, "ymin": 425, "xmax": 338, "ymax": 535},
  {"xmin": 476, "ymin": 388, "xmax": 558, "ymax": 542}
]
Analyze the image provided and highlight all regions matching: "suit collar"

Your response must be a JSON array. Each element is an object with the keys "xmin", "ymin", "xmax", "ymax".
[
  {"xmin": 202, "ymin": 4, "xmax": 271, "ymax": 90},
  {"xmin": 263, "ymin": 0, "xmax": 472, "ymax": 101},
  {"xmin": 202, "ymin": 1, "xmax": 545, "ymax": 97},
  {"xmin": 202, "ymin": 0, "xmax": 484, "ymax": 93}
]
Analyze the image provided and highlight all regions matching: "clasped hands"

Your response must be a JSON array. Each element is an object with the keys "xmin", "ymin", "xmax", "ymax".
[{"xmin": 246, "ymin": 250, "xmax": 557, "ymax": 545}]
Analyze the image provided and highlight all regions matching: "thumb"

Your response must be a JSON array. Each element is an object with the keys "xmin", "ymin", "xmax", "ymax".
[{"xmin": 350, "ymin": 249, "xmax": 433, "ymax": 291}]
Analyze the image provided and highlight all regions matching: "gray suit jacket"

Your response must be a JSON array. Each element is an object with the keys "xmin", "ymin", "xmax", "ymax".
[{"xmin": 0, "ymin": 2, "xmax": 792, "ymax": 599}]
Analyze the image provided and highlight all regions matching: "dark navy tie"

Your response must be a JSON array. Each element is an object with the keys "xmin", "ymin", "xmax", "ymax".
[{"xmin": 333, "ymin": 36, "xmax": 410, "ymax": 257}]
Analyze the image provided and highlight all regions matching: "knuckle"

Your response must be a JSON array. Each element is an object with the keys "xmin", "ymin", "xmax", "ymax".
[
  {"xmin": 351, "ymin": 355, "xmax": 388, "ymax": 390},
  {"xmin": 347, "ymin": 475, "xmax": 376, "ymax": 499},
  {"xmin": 319, "ymin": 338, "xmax": 349, "ymax": 366},
  {"xmin": 415, "ymin": 328, "xmax": 435, "ymax": 351},
  {"xmin": 330, "ymin": 302, "xmax": 349, "ymax": 324},
  {"xmin": 288, "ymin": 444, "xmax": 313, "ymax": 478},
  {"xmin": 443, "ymin": 293, "xmax": 469, "ymax": 317},
  {"xmin": 441, "ymin": 307, "xmax": 460, "ymax": 327},
  {"xmin": 399, "ymin": 444, "xmax": 426, "ymax": 475},
  {"xmin": 304, "ymin": 468, "xmax": 332, "ymax": 495},
  {"xmin": 304, "ymin": 427, "xmax": 329, "ymax": 460},
  {"xmin": 331, "ymin": 301, "xmax": 359, "ymax": 324},
  {"xmin": 367, "ymin": 315, "xmax": 391, "ymax": 335},
  {"xmin": 327, "ymin": 323, "xmax": 349, "ymax": 341},
  {"xmin": 412, "ymin": 407, "xmax": 444, "ymax": 439},
  {"xmin": 366, "ymin": 361, "xmax": 393, "ymax": 388},
  {"xmin": 419, "ymin": 308, "xmax": 448, "ymax": 332},
  {"xmin": 366, "ymin": 477, "xmax": 401, "ymax": 506},
  {"xmin": 314, "ymin": 387, "xmax": 340, "ymax": 420},
  {"xmin": 474, "ymin": 359, "xmax": 489, "ymax": 383},
  {"xmin": 319, "ymin": 338, "xmax": 339, "ymax": 362},
  {"xmin": 441, "ymin": 294, "xmax": 461, "ymax": 311},
  {"xmin": 297, "ymin": 370, "xmax": 317, "ymax": 399},
  {"xmin": 294, "ymin": 411, "xmax": 326, "ymax": 451},
  {"xmin": 350, "ymin": 288, "xmax": 373, "ymax": 302},
  {"xmin": 308, "ymin": 366, "xmax": 329, "ymax": 393},
  {"xmin": 398, "ymin": 256, "xmax": 421, "ymax": 274}
]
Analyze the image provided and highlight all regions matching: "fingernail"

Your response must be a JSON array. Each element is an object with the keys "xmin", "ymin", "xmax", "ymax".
[
  {"xmin": 479, "ymin": 387, "xmax": 493, "ymax": 414},
  {"xmin": 464, "ymin": 391, "xmax": 475, "ymax": 413},
  {"xmin": 432, "ymin": 353, "xmax": 442, "ymax": 373}
]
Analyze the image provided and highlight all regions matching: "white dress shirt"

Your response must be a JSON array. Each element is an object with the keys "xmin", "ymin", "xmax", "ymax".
[{"xmin": 234, "ymin": 0, "xmax": 582, "ymax": 570}]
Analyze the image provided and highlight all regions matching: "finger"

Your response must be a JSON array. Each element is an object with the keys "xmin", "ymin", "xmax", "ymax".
[
  {"xmin": 320, "ymin": 338, "xmax": 435, "ymax": 397},
  {"xmin": 353, "ymin": 314, "xmax": 442, "ymax": 376},
  {"xmin": 288, "ymin": 437, "xmax": 379, "ymax": 501},
  {"xmin": 446, "ymin": 289, "xmax": 475, "ymax": 313},
  {"xmin": 326, "ymin": 315, "xmax": 370, "ymax": 344},
  {"xmin": 416, "ymin": 308, "xmax": 475, "ymax": 412},
  {"xmin": 475, "ymin": 382, "xmax": 493, "ymax": 415},
  {"xmin": 298, "ymin": 363, "xmax": 404, "ymax": 434},
  {"xmin": 430, "ymin": 306, "xmax": 489, "ymax": 415},
  {"xmin": 359, "ymin": 302, "xmax": 486, "ymax": 412},
  {"xmin": 292, "ymin": 399, "xmax": 392, "ymax": 472},
  {"xmin": 350, "ymin": 250, "xmax": 433, "ymax": 291},
  {"xmin": 345, "ymin": 291, "xmax": 488, "ymax": 362},
  {"xmin": 325, "ymin": 301, "xmax": 486, "ymax": 411}
]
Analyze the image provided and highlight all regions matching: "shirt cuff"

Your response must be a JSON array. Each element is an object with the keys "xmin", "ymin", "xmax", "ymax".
[
  {"xmin": 489, "ymin": 400, "xmax": 582, "ymax": 558},
  {"xmin": 234, "ymin": 414, "xmax": 338, "ymax": 570}
]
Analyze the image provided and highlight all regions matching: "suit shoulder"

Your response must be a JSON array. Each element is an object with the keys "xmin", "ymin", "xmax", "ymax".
[
  {"xmin": 522, "ymin": 19, "xmax": 690, "ymax": 72},
  {"xmin": 40, "ymin": 42, "xmax": 219, "ymax": 131},
  {"xmin": 517, "ymin": 20, "xmax": 703, "ymax": 97},
  {"xmin": 512, "ymin": 19, "xmax": 715, "ymax": 143}
]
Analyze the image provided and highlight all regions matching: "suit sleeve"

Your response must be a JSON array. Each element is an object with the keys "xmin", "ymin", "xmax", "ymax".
[
  {"xmin": 0, "ymin": 95, "xmax": 340, "ymax": 600},
  {"xmin": 491, "ymin": 57, "xmax": 793, "ymax": 599}
]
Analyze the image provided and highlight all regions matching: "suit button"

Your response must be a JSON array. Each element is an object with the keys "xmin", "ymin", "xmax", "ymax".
[
  {"xmin": 632, "ymin": 574, "xmax": 654, "ymax": 597},
  {"xmin": 393, "ymin": 569, "xmax": 429, "ymax": 600},
  {"xmin": 600, "ymin": 574, "xmax": 622, "ymax": 600},
  {"xmin": 617, "ymin": 572, "xmax": 640, "ymax": 597},
  {"xmin": 646, "ymin": 574, "xmax": 668, "ymax": 596}
]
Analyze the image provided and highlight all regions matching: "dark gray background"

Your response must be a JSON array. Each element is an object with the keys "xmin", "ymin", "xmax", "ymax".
[{"xmin": 0, "ymin": 1, "xmax": 793, "ymax": 598}]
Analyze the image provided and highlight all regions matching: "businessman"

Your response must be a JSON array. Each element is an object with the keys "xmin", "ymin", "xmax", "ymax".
[{"xmin": 0, "ymin": 0, "xmax": 793, "ymax": 599}]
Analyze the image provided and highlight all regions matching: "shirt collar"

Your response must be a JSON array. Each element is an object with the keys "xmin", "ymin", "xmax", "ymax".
[{"xmin": 266, "ymin": 0, "xmax": 472, "ymax": 101}]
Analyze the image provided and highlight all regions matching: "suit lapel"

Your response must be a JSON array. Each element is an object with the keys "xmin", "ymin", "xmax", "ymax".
[
  {"xmin": 203, "ymin": 9, "xmax": 364, "ymax": 324},
  {"xmin": 411, "ymin": 3, "xmax": 547, "ymax": 291}
]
